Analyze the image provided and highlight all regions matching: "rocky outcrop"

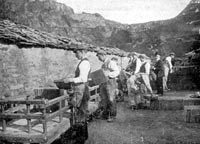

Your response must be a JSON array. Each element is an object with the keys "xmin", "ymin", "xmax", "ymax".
[{"xmin": 1, "ymin": 0, "xmax": 199, "ymax": 57}]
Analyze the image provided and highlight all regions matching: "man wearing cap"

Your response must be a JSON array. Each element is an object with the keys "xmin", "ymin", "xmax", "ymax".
[
  {"xmin": 163, "ymin": 52, "xmax": 175, "ymax": 91},
  {"xmin": 96, "ymin": 50, "xmax": 120, "ymax": 122},
  {"xmin": 64, "ymin": 46, "xmax": 91, "ymax": 142},
  {"xmin": 154, "ymin": 54, "xmax": 164, "ymax": 96}
]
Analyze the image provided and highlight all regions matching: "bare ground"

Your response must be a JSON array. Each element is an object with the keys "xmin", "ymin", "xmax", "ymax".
[{"xmin": 85, "ymin": 101, "xmax": 200, "ymax": 144}]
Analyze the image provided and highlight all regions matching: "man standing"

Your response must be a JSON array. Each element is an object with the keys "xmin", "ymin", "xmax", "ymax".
[
  {"xmin": 163, "ymin": 52, "xmax": 175, "ymax": 91},
  {"xmin": 154, "ymin": 54, "xmax": 164, "ymax": 96},
  {"xmin": 64, "ymin": 45, "xmax": 91, "ymax": 143},
  {"xmin": 97, "ymin": 50, "xmax": 120, "ymax": 122}
]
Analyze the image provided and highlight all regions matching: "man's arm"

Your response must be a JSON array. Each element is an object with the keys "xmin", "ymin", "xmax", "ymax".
[
  {"xmin": 145, "ymin": 63, "xmax": 151, "ymax": 75},
  {"xmin": 126, "ymin": 59, "xmax": 133, "ymax": 71},
  {"xmin": 166, "ymin": 56, "xmax": 173, "ymax": 70},
  {"xmin": 134, "ymin": 59, "xmax": 142, "ymax": 74}
]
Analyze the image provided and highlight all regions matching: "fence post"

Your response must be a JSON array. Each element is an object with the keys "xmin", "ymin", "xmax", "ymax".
[
  {"xmin": 1, "ymin": 104, "xmax": 7, "ymax": 132},
  {"xmin": 42, "ymin": 98, "xmax": 47, "ymax": 135},
  {"xmin": 59, "ymin": 100, "xmax": 63, "ymax": 122},
  {"xmin": 26, "ymin": 95, "xmax": 31, "ymax": 133}
]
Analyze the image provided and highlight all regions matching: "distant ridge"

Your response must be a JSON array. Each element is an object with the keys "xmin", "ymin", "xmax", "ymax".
[{"xmin": 0, "ymin": 0, "xmax": 199, "ymax": 57}]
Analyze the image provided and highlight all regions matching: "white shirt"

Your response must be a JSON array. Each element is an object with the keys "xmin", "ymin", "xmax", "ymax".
[
  {"xmin": 134, "ymin": 58, "xmax": 142, "ymax": 74},
  {"xmin": 102, "ymin": 58, "xmax": 120, "ymax": 78},
  {"xmin": 143, "ymin": 62, "xmax": 151, "ymax": 75},
  {"xmin": 73, "ymin": 59, "xmax": 91, "ymax": 83},
  {"xmin": 165, "ymin": 56, "xmax": 173, "ymax": 70},
  {"xmin": 139, "ymin": 60, "xmax": 151, "ymax": 75}
]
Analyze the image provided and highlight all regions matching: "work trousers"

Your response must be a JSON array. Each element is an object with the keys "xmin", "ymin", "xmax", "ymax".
[
  {"xmin": 163, "ymin": 65, "xmax": 170, "ymax": 90},
  {"xmin": 99, "ymin": 78, "xmax": 117, "ymax": 119},
  {"xmin": 71, "ymin": 83, "xmax": 89, "ymax": 122},
  {"xmin": 156, "ymin": 75, "xmax": 163, "ymax": 95}
]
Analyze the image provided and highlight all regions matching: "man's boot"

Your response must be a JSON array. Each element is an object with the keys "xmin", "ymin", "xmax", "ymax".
[{"xmin": 107, "ymin": 112, "xmax": 114, "ymax": 122}]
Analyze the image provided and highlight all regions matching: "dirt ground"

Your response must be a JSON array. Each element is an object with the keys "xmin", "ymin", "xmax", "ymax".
[
  {"xmin": 1, "ymin": 91, "xmax": 200, "ymax": 144},
  {"xmin": 85, "ymin": 101, "xmax": 200, "ymax": 144}
]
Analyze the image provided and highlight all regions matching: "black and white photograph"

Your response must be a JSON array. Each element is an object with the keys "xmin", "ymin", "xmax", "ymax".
[{"xmin": 0, "ymin": 0, "xmax": 200, "ymax": 143}]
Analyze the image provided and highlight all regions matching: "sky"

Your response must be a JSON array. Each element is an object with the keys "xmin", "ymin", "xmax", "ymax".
[{"xmin": 56, "ymin": 0, "xmax": 191, "ymax": 24}]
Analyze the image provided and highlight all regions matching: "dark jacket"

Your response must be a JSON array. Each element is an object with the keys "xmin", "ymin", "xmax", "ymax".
[{"xmin": 154, "ymin": 60, "xmax": 164, "ymax": 77}]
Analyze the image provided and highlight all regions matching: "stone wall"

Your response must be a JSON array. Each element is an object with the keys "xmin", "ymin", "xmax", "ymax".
[{"xmin": 0, "ymin": 43, "xmax": 128, "ymax": 98}]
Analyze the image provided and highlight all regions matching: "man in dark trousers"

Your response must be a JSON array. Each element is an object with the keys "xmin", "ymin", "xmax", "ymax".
[
  {"xmin": 97, "ymin": 50, "xmax": 120, "ymax": 122},
  {"xmin": 154, "ymin": 54, "xmax": 164, "ymax": 96},
  {"xmin": 64, "ymin": 45, "xmax": 91, "ymax": 144}
]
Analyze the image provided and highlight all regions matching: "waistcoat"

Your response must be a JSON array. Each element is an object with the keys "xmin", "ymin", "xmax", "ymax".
[{"xmin": 75, "ymin": 58, "xmax": 91, "ymax": 82}]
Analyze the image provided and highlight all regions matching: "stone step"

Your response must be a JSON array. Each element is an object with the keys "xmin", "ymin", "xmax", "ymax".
[
  {"xmin": 184, "ymin": 105, "xmax": 200, "ymax": 123},
  {"xmin": 150, "ymin": 92, "xmax": 200, "ymax": 110}
]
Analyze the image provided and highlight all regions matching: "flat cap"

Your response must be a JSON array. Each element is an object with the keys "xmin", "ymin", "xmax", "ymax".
[
  {"xmin": 76, "ymin": 44, "xmax": 89, "ymax": 51},
  {"xmin": 111, "ymin": 57, "xmax": 118, "ymax": 61},
  {"xmin": 69, "ymin": 43, "xmax": 89, "ymax": 51},
  {"xmin": 97, "ymin": 50, "xmax": 106, "ymax": 55},
  {"xmin": 128, "ymin": 52, "xmax": 137, "ymax": 57},
  {"xmin": 139, "ymin": 54, "xmax": 149, "ymax": 59},
  {"xmin": 169, "ymin": 52, "xmax": 175, "ymax": 56}
]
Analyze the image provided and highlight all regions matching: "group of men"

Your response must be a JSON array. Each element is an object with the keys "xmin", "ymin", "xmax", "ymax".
[
  {"xmin": 62, "ymin": 46, "xmax": 120, "ymax": 143},
  {"xmin": 126, "ymin": 52, "xmax": 175, "ymax": 108},
  {"xmin": 61, "ymin": 45, "xmax": 175, "ymax": 142},
  {"xmin": 153, "ymin": 52, "xmax": 175, "ymax": 95},
  {"xmin": 64, "ymin": 46, "xmax": 120, "ymax": 126}
]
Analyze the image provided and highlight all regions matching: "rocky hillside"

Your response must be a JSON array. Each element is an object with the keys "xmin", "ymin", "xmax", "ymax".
[{"xmin": 0, "ymin": 0, "xmax": 200, "ymax": 57}]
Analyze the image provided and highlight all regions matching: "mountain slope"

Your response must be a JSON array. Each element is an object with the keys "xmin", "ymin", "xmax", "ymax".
[{"xmin": 0, "ymin": 0, "xmax": 199, "ymax": 57}]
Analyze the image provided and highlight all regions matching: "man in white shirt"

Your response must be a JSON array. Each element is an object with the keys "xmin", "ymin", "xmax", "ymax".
[
  {"xmin": 163, "ymin": 52, "xmax": 175, "ymax": 91},
  {"xmin": 65, "ymin": 46, "xmax": 91, "ymax": 124},
  {"xmin": 96, "ymin": 50, "xmax": 120, "ymax": 122}
]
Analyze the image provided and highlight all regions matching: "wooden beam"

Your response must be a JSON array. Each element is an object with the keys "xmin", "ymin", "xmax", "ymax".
[
  {"xmin": 26, "ymin": 103, "xmax": 31, "ymax": 133},
  {"xmin": 0, "ymin": 100, "xmax": 45, "ymax": 105},
  {"xmin": 0, "ymin": 113, "xmax": 44, "ymax": 120},
  {"xmin": 43, "ymin": 102, "xmax": 47, "ymax": 135},
  {"xmin": 1, "ymin": 105, "xmax": 6, "ymax": 132},
  {"xmin": 46, "ymin": 95, "xmax": 68, "ymax": 107},
  {"xmin": 59, "ymin": 101, "xmax": 63, "ymax": 122},
  {"xmin": 46, "ymin": 106, "xmax": 70, "ymax": 121}
]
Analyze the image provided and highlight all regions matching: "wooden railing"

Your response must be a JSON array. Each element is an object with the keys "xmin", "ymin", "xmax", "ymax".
[
  {"xmin": 0, "ymin": 85, "xmax": 100, "ymax": 135},
  {"xmin": 0, "ymin": 94, "xmax": 70, "ymax": 135}
]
